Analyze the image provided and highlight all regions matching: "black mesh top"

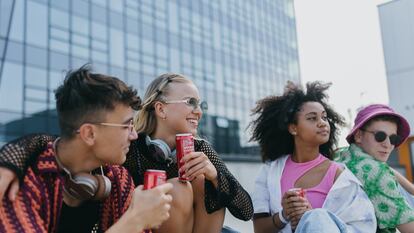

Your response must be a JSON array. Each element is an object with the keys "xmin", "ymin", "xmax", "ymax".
[{"xmin": 0, "ymin": 133, "xmax": 253, "ymax": 221}]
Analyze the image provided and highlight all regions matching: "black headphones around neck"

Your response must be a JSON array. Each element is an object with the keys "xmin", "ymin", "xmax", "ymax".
[
  {"xmin": 53, "ymin": 138, "xmax": 112, "ymax": 203},
  {"xmin": 145, "ymin": 136, "xmax": 176, "ymax": 165}
]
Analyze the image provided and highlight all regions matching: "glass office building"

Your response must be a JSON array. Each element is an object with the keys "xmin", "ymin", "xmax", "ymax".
[{"xmin": 0, "ymin": 0, "xmax": 300, "ymax": 158}]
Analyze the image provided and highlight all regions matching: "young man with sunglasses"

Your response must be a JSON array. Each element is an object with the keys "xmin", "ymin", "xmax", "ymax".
[
  {"xmin": 335, "ymin": 104, "xmax": 414, "ymax": 233},
  {"xmin": 0, "ymin": 65, "xmax": 173, "ymax": 232}
]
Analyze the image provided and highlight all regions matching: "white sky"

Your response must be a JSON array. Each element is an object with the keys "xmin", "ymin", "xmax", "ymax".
[{"xmin": 294, "ymin": 0, "xmax": 392, "ymax": 146}]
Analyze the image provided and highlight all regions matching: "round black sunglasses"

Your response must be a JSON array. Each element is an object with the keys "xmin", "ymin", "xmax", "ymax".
[{"xmin": 362, "ymin": 129, "xmax": 401, "ymax": 146}]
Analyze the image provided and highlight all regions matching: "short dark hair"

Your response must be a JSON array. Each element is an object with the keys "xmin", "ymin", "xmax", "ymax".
[
  {"xmin": 249, "ymin": 81, "xmax": 345, "ymax": 162},
  {"xmin": 55, "ymin": 64, "xmax": 141, "ymax": 138},
  {"xmin": 360, "ymin": 115, "xmax": 400, "ymax": 131}
]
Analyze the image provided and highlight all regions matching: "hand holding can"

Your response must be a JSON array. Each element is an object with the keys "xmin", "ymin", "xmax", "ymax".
[
  {"xmin": 288, "ymin": 188, "xmax": 306, "ymax": 198},
  {"xmin": 143, "ymin": 170, "xmax": 167, "ymax": 233},
  {"xmin": 175, "ymin": 133, "xmax": 194, "ymax": 182}
]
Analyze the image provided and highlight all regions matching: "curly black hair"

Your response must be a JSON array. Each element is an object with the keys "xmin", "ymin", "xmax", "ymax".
[{"xmin": 249, "ymin": 81, "xmax": 345, "ymax": 162}]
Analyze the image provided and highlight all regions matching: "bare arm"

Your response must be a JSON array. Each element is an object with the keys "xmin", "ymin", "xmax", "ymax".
[
  {"xmin": 392, "ymin": 168, "xmax": 414, "ymax": 195},
  {"xmin": 253, "ymin": 213, "xmax": 286, "ymax": 233},
  {"xmin": 0, "ymin": 167, "xmax": 19, "ymax": 201},
  {"xmin": 398, "ymin": 221, "xmax": 414, "ymax": 233}
]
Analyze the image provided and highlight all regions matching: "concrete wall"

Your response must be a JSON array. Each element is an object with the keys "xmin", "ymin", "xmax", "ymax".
[
  {"xmin": 223, "ymin": 161, "xmax": 262, "ymax": 233},
  {"xmin": 379, "ymin": 0, "xmax": 414, "ymax": 134}
]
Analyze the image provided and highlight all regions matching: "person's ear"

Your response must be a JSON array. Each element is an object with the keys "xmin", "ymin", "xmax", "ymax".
[
  {"xmin": 288, "ymin": 124, "xmax": 297, "ymax": 136},
  {"xmin": 354, "ymin": 130, "xmax": 363, "ymax": 144},
  {"xmin": 154, "ymin": 101, "xmax": 167, "ymax": 120},
  {"xmin": 78, "ymin": 124, "xmax": 96, "ymax": 146}
]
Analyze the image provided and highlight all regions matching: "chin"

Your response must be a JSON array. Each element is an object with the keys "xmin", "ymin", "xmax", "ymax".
[
  {"xmin": 181, "ymin": 127, "xmax": 197, "ymax": 135},
  {"xmin": 119, "ymin": 155, "xmax": 127, "ymax": 164},
  {"xmin": 377, "ymin": 156, "xmax": 389, "ymax": 162},
  {"xmin": 110, "ymin": 155, "xmax": 126, "ymax": 165}
]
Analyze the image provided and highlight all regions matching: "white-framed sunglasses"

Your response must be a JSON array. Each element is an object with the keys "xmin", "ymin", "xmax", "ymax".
[{"xmin": 164, "ymin": 97, "xmax": 208, "ymax": 110}]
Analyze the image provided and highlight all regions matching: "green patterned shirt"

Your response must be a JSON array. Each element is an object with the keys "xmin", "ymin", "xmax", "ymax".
[{"xmin": 334, "ymin": 144, "xmax": 414, "ymax": 232}]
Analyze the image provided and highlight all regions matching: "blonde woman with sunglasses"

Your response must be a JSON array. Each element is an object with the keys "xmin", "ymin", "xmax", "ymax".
[
  {"xmin": 0, "ymin": 73, "xmax": 253, "ymax": 233},
  {"xmin": 335, "ymin": 104, "xmax": 414, "ymax": 233}
]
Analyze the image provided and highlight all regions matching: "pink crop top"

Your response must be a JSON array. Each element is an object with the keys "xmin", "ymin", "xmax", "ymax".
[{"xmin": 280, "ymin": 154, "xmax": 340, "ymax": 208}]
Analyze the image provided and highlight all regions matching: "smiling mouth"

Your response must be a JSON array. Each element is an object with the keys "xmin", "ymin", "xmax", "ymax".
[{"xmin": 188, "ymin": 119, "xmax": 198, "ymax": 126}]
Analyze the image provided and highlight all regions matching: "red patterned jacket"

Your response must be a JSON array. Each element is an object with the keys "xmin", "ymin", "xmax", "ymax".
[{"xmin": 0, "ymin": 141, "xmax": 134, "ymax": 232}]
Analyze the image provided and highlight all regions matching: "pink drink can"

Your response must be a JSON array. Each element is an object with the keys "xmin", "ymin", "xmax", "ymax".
[
  {"xmin": 143, "ymin": 169, "xmax": 167, "ymax": 233},
  {"xmin": 289, "ymin": 188, "xmax": 306, "ymax": 197},
  {"xmin": 176, "ymin": 133, "xmax": 194, "ymax": 182}
]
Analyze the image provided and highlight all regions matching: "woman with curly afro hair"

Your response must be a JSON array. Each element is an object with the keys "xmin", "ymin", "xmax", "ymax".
[{"xmin": 250, "ymin": 81, "xmax": 376, "ymax": 233}]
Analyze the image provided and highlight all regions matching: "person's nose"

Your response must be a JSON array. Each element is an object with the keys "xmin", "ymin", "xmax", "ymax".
[
  {"xmin": 318, "ymin": 118, "xmax": 327, "ymax": 127},
  {"xmin": 129, "ymin": 128, "xmax": 138, "ymax": 140},
  {"xmin": 381, "ymin": 136, "xmax": 393, "ymax": 148},
  {"xmin": 192, "ymin": 104, "xmax": 203, "ymax": 116}
]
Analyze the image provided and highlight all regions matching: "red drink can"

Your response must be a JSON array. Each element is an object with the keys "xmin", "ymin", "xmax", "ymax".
[
  {"xmin": 143, "ymin": 170, "xmax": 166, "ymax": 233},
  {"xmin": 144, "ymin": 169, "xmax": 167, "ymax": 190},
  {"xmin": 289, "ymin": 188, "xmax": 305, "ymax": 197},
  {"xmin": 176, "ymin": 133, "xmax": 194, "ymax": 182}
]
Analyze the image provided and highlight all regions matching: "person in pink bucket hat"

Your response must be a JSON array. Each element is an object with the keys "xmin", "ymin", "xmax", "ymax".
[{"xmin": 335, "ymin": 104, "xmax": 414, "ymax": 233}]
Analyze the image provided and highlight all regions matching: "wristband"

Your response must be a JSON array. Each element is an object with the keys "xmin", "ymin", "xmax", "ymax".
[
  {"xmin": 271, "ymin": 213, "xmax": 281, "ymax": 228},
  {"xmin": 279, "ymin": 210, "xmax": 289, "ymax": 224}
]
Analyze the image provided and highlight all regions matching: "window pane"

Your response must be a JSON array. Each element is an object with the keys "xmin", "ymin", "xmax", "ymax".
[
  {"xmin": 0, "ymin": 62, "xmax": 23, "ymax": 112},
  {"xmin": 25, "ymin": 66, "xmax": 47, "ymax": 87},
  {"xmin": 91, "ymin": 22, "xmax": 106, "ymax": 40},
  {"xmin": 5, "ymin": 40, "xmax": 23, "ymax": 63},
  {"xmin": 9, "ymin": 0, "xmax": 24, "ymax": 42},
  {"xmin": 0, "ymin": 0, "xmax": 13, "ymax": 37},
  {"xmin": 72, "ymin": 15, "xmax": 89, "ymax": 35},
  {"xmin": 26, "ymin": 1, "xmax": 47, "ymax": 47},
  {"xmin": 51, "ymin": 8, "xmax": 69, "ymax": 29},
  {"xmin": 72, "ymin": 0, "xmax": 89, "ymax": 17},
  {"xmin": 109, "ymin": 28, "xmax": 124, "ymax": 67},
  {"xmin": 92, "ymin": 4, "xmax": 106, "ymax": 24},
  {"xmin": 26, "ymin": 45, "xmax": 47, "ymax": 68},
  {"xmin": 50, "ymin": 51, "xmax": 69, "ymax": 71}
]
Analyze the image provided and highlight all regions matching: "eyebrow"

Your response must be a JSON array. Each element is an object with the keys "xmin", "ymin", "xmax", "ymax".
[
  {"xmin": 122, "ymin": 117, "xmax": 134, "ymax": 124},
  {"xmin": 304, "ymin": 111, "xmax": 326, "ymax": 117}
]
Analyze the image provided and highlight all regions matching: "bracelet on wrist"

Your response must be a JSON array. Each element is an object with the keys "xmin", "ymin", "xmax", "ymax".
[
  {"xmin": 271, "ymin": 214, "xmax": 280, "ymax": 228},
  {"xmin": 279, "ymin": 210, "xmax": 289, "ymax": 224}
]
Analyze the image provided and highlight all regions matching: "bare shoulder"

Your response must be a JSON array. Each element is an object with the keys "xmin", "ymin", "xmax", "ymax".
[{"xmin": 334, "ymin": 163, "xmax": 344, "ymax": 181}]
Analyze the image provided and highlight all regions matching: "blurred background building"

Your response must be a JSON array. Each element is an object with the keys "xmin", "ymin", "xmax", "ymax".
[
  {"xmin": 379, "ymin": 0, "xmax": 414, "ymax": 180},
  {"xmin": 0, "ymin": 0, "xmax": 301, "ymax": 161}
]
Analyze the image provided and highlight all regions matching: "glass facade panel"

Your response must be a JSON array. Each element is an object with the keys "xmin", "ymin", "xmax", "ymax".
[
  {"xmin": 0, "ymin": 62, "xmax": 23, "ymax": 112},
  {"xmin": 5, "ymin": 41, "xmax": 23, "ymax": 63},
  {"xmin": 25, "ymin": 66, "xmax": 47, "ymax": 87},
  {"xmin": 51, "ymin": 8, "xmax": 69, "ymax": 29},
  {"xmin": 9, "ymin": 0, "xmax": 24, "ymax": 42},
  {"xmin": 0, "ymin": 0, "xmax": 14, "ymax": 38},
  {"xmin": 72, "ymin": 0, "xmax": 89, "ymax": 17},
  {"xmin": 26, "ymin": 45, "xmax": 47, "ymax": 68},
  {"xmin": 26, "ymin": 1, "xmax": 47, "ymax": 47},
  {"xmin": 0, "ymin": 0, "xmax": 300, "ymax": 159}
]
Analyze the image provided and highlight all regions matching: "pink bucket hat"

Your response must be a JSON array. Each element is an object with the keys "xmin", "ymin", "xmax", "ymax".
[{"xmin": 346, "ymin": 104, "xmax": 410, "ymax": 147}]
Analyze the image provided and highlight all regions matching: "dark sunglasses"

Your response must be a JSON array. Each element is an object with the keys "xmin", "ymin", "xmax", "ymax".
[{"xmin": 362, "ymin": 129, "xmax": 401, "ymax": 146}]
